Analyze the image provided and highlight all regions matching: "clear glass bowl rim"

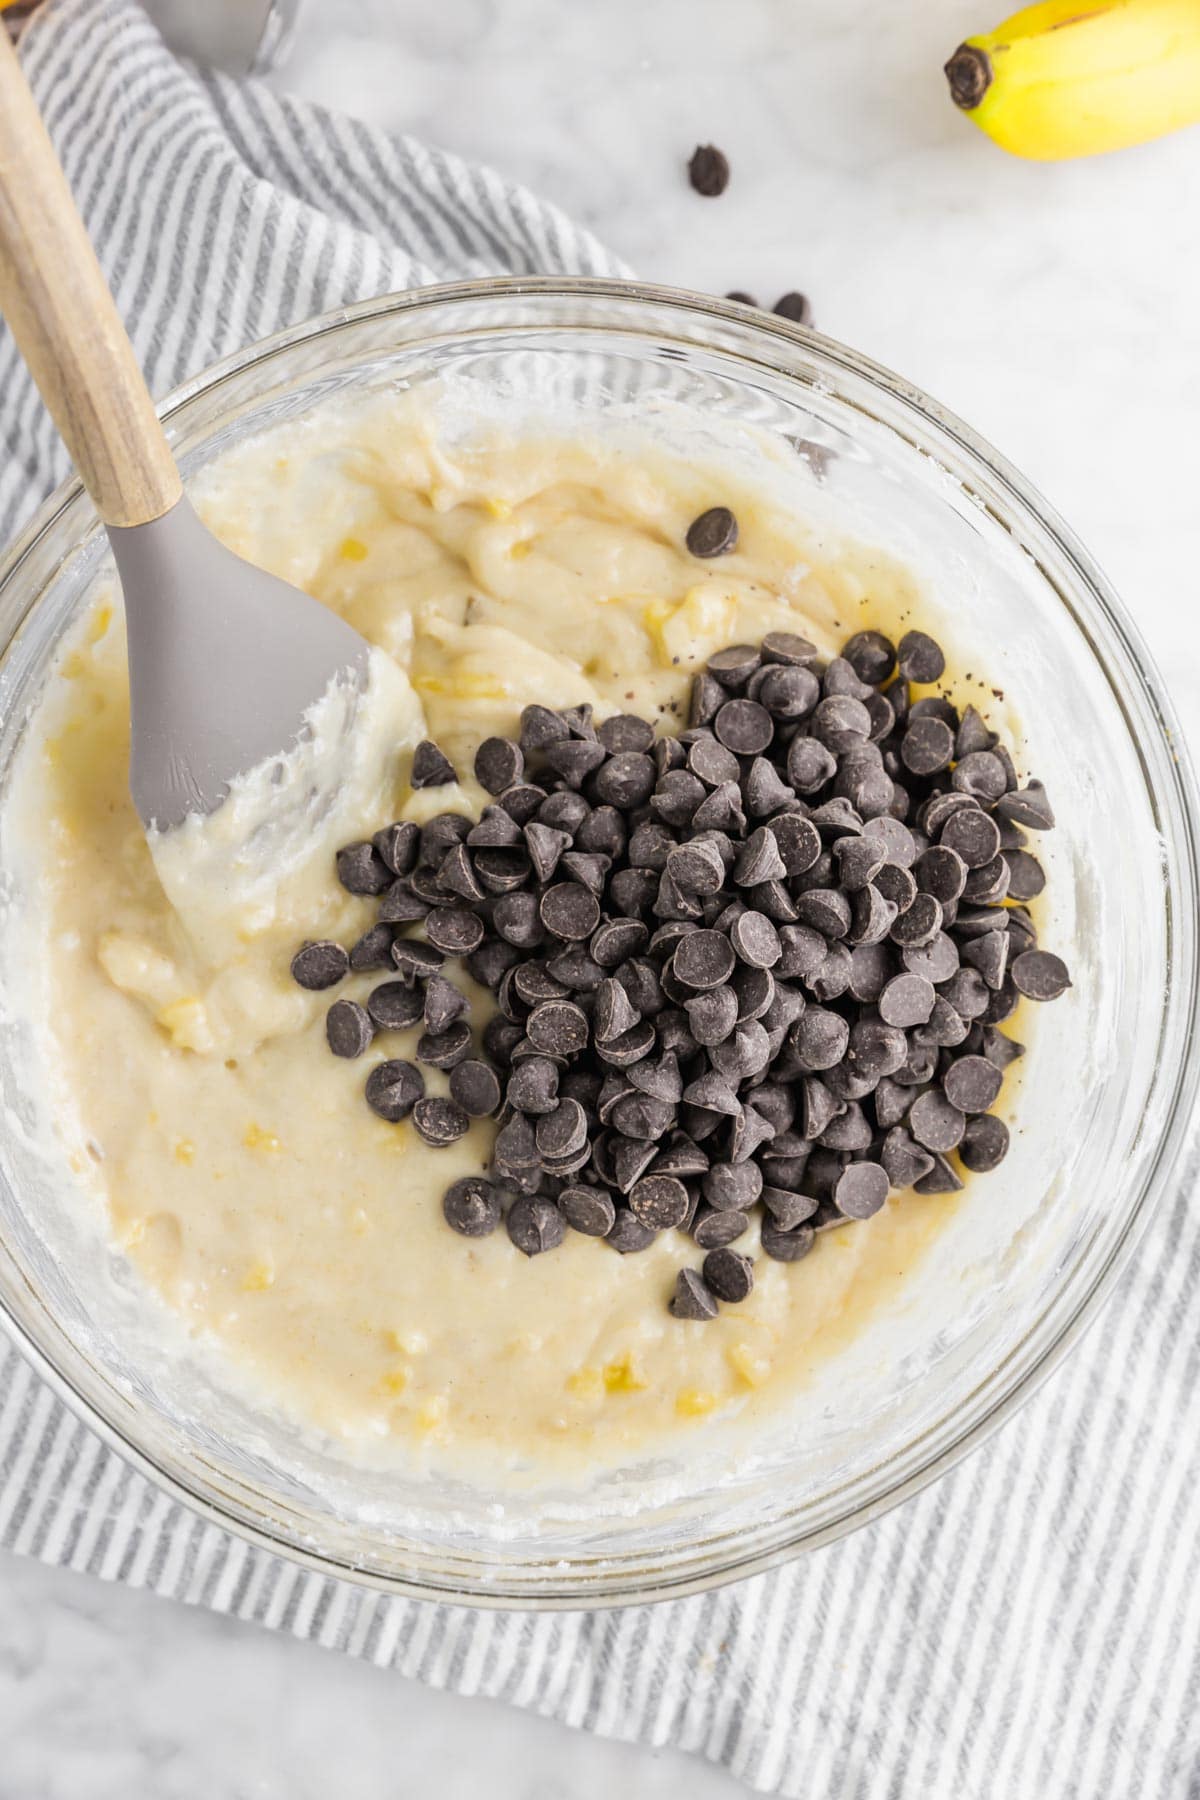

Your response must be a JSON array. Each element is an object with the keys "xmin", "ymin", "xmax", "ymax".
[{"xmin": 0, "ymin": 276, "xmax": 1197, "ymax": 1610}]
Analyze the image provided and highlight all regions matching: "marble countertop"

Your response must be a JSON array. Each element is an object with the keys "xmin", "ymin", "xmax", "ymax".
[{"xmin": 4, "ymin": 0, "xmax": 1199, "ymax": 1794}]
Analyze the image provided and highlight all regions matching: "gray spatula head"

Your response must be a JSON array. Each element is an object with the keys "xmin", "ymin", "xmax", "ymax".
[{"xmin": 109, "ymin": 495, "xmax": 370, "ymax": 832}]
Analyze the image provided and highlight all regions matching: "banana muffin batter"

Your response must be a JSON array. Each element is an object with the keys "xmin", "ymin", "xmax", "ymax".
[{"xmin": 8, "ymin": 388, "xmax": 967, "ymax": 1477}]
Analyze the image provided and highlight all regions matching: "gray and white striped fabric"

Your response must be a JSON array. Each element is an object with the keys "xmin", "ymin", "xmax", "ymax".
[{"xmin": 2, "ymin": 4, "xmax": 1199, "ymax": 1795}]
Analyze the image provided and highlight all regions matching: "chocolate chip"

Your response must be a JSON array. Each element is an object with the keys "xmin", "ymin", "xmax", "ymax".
[
  {"xmin": 410, "ymin": 740, "xmax": 457, "ymax": 789},
  {"xmin": 908, "ymin": 1089, "xmax": 966, "ymax": 1153},
  {"xmin": 555, "ymin": 1185, "xmax": 613, "ymax": 1236},
  {"xmin": 761, "ymin": 1221, "xmax": 816, "ymax": 1262},
  {"xmin": 348, "ymin": 924, "xmax": 396, "ymax": 972},
  {"xmin": 630, "ymin": 1174, "xmax": 690, "ymax": 1228},
  {"xmin": 787, "ymin": 735, "xmax": 838, "ymax": 793},
  {"xmin": 960, "ymin": 1113, "xmax": 1010, "ymax": 1172},
  {"xmin": 686, "ymin": 985, "xmax": 739, "ymax": 1045},
  {"xmin": 507, "ymin": 1057, "xmax": 560, "ymax": 1114},
  {"xmin": 471, "ymin": 737, "xmax": 522, "ymax": 795},
  {"xmin": 715, "ymin": 697, "xmax": 774, "ymax": 755},
  {"xmin": 686, "ymin": 505, "xmax": 738, "ymax": 557},
  {"xmin": 1011, "ymin": 949, "xmax": 1071, "ymax": 1000},
  {"xmin": 897, "ymin": 630, "xmax": 945, "ymax": 683},
  {"xmin": 527, "ymin": 998, "xmax": 590, "ymax": 1056},
  {"xmin": 593, "ymin": 752, "xmax": 657, "ymax": 809},
  {"xmin": 449, "ymin": 1059, "xmax": 502, "ymax": 1117},
  {"xmin": 543, "ymin": 738, "xmax": 607, "ymax": 787},
  {"xmin": 1004, "ymin": 849, "xmax": 1046, "ymax": 902},
  {"xmin": 942, "ymin": 1053, "xmax": 1004, "ymax": 1114},
  {"xmin": 772, "ymin": 291, "xmax": 813, "ymax": 325},
  {"xmin": 879, "ymin": 971, "xmax": 936, "ymax": 1028},
  {"xmin": 411, "ymin": 1096, "xmax": 470, "ymax": 1147},
  {"xmin": 901, "ymin": 716, "xmax": 954, "ymax": 777},
  {"xmin": 438, "ymin": 1176, "xmax": 502, "ymax": 1239},
  {"xmin": 842, "ymin": 630, "xmax": 896, "ymax": 685},
  {"xmin": 794, "ymin": 888, "xmax": 852, "ymax": 939},
  {"xmin": 366, "ymin": 980, "xmax": 425, "ymax": 1033},
  {"xmin": 365, "ymin": 1059, "xmax": 424, "ymax": 1123},
  {"xmin": 536, "ymin": 1097, "xmax": 589, "ymax": 1160},
  {"xmin": 336, "ymin": 841, "xmax": 393, "ymax": 896},
  {"xmin": 901, "ymin": 929, "xmax": 959, "ymax": 983},
  {"xmin": 540, "ymin": 882, "xmax": 601, "ymax": 942},
  {"xmin": 997, "ymin": 781, "xmax": 1055, "ymax": 831},
  {"xmin": 325, "ymin": 999, "xmax": 374, "ymax": 1058},
  {"xmin": 692, "ymin": 1206, "xmax": 750, "ymax": 1248},
  {"xmin": 673, "ymin": 930, "xmax": 736, "ymax": 991},
  {"xmin": 423, "ymin": 907, "xmax": 485, "ymax": 956},
  {"xmin": 688, "ymin": 143, "xmax": 730, "ymax": 196},
  {"xmin": 791, "ymin": 1007, "xmax": 850, "ymax": 1071},
  {"xmin": 913, "ymin": 1152, "xmax": 964, "ymax": 1194},
  {"xmin": 752, "ymin": 663, "xmax": 820, "ymax": 720},
  {"xmin": 607, "ymin": 1210, "xmax": 657, "ymax": 1253},
  {"xmin": 834, "ymin": 1160, "xmax": 889, "ymax": 1220},
  {"xmin": 291, "ymin": 939, "xmax": 349, "ymax": 990},
  {"xmin": 703, "ymin": 1246, "xmax": 754, "ymax": 1303},
  {"xmin": 881, "ymin": 1126, "xmax": 935, "ymax": 1188},
  {"xmin": 417, "ymin": 1020, "xmax": 472, "ymax": 1070},
  {"xmin": 669, "ymin": 837, "xmax": 728, "ymax": 895},
  {"xmin": 952, "ymin": 751, "xmax": 1008, "ymax": 803},
  {"xmin": 423, "ymin": 973, "xmax": 469, "ymax": 1035},
  {"xmin": 507, "ymin": 1196, "xmax": 565, "ymax": 1256},
  {"xmin": 703, "ymin": 1160, "xmax": 763, "ymax": 1211},
  {"xmin": 982, "ymin": 1026, "xmax": 1024, "ymax": 1069}
]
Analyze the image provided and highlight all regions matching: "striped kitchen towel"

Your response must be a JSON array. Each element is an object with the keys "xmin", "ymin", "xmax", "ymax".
[{"xmin": 2, "ymin": 4, "xmax": 1200, "ymax": 1796}]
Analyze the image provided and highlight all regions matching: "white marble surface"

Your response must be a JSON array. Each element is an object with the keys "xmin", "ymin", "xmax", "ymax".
[{"xmin": 5, "ymin": 0, "xmax": 1200, "ymax": 1794}]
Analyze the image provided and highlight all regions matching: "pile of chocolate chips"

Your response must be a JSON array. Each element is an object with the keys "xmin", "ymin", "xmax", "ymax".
[{"xmin": 292, "ymin": 617, "xmax": 1069, "ymax": 1323}]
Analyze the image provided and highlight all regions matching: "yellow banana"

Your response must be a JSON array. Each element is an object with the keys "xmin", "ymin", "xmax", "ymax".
[{"xmin": 945, "ymin": 0, "xmax": 1200, "ymax": 160}]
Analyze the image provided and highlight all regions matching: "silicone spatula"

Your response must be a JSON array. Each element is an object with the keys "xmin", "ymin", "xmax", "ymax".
[{"xmin": 0, "ymin": 27, "xmax": 369, "ymax": 831}]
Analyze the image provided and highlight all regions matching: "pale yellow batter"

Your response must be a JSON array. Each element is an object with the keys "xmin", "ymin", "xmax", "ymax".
[{"xmin": 13, "ymin": 389, "xmax": 968, "ymax": 1478}]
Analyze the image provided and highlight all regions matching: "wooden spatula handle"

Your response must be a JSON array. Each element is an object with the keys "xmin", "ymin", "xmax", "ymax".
[{"xmin": 0, "ymin": 28, "xmax": 182, "ymax": 529}]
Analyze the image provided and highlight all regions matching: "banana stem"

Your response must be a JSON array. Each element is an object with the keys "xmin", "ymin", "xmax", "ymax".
[{"xmin": 945, "ymin": 44, "xmax": 994, "ymax": 110}]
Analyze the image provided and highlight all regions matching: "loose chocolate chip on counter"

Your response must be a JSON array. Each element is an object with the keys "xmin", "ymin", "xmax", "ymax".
[
  {"xmin": 365, "ymin": 1059, "xmax": 425, "ymax": 1123},
  {"xmin": 772, "ymin": 291, "xmax": 814, "ymax": 326},
  {"xmin": 688, "ymin": 143, "xmax": 730, "ymax": 196},
  {"xmin": 1011, "ymin": 949, "xmax": 1072, "ymax": 1001},
  {"xmin": 449, "ymin": 1059, "xmax": 502, "ymax": 1117},
  {"xmin": 703, "ymin": 1246, "xmax": 755, "ymax": 1303},
  {"xmin": 443, "ymin": 1176, "xmax": 503, "ymax": 1238},
  {"xmin": 291, "ymin": 939, "xmax": 350, "ymax": 990},
  {"xmin": 686, "ymin": 506, "xmax": 739, "ymax": 558}
]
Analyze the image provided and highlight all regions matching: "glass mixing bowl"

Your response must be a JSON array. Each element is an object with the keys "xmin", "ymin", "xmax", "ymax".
[{"xmin": 0, "ymin": 281, "xmax": 1196, "ymax": 1607}]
